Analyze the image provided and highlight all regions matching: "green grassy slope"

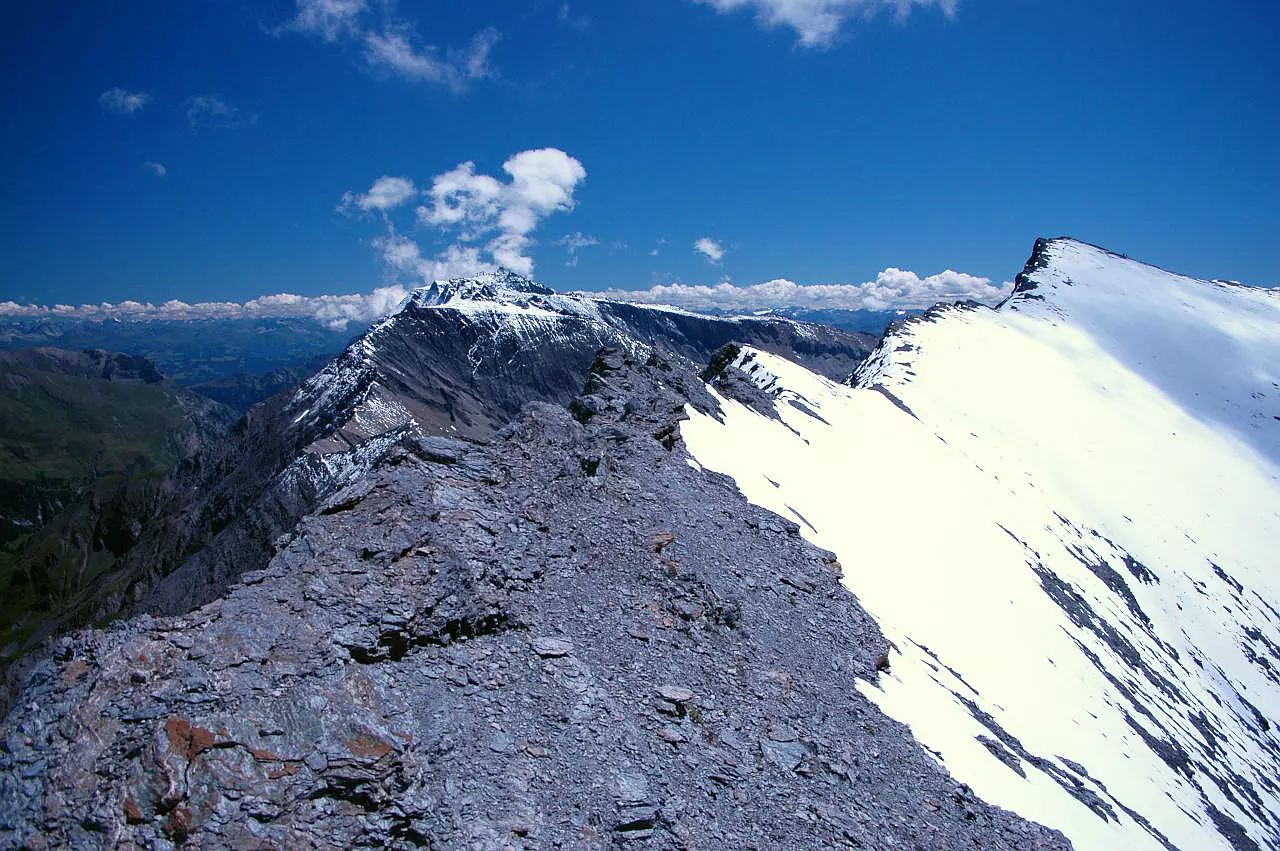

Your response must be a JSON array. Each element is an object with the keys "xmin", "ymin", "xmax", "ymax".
[{"xmin": 0, "ymin": 349, "xmax": 231, "ymax": 659}]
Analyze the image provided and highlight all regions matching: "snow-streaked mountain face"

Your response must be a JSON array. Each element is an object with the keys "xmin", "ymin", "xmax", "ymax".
[
  {"xmin": 681, "ymin": 239, "xmax": 1280, "ymax": 851},
  {"xmin": 283, "ymin": 269, "xmax": 875, "ymax": 448}
]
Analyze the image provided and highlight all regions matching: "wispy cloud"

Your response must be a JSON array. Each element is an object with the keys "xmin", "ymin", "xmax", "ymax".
[
  {"xmin": 186, "ymin": 95, "xmax": 255, "ymax": 131},
  {"xmin": 284, "ymin": 0, "xmax": 498, "ymax": 92},
  {"xmin": 556, "ymin": 232, "xmax": 598, "ymax": 267},
  {"xmin": 363, "ymin": 27, "xmax": 498, "ymax": 91},
  {"xmin": 372, "ymin": 236, "xmax": 491, "ymax": 284},
  {"xmin": 0, "ymin": 286, "xmax": 411, "ymax": 332},
  {"xmin": 588, "ymin": 268, "xmax": 1010, "ymax": 312},
  {"xmin": 558, "ymin": 3, "xmax": 590, "ymax": 30},
  {"xmin": 289, "ymin": 0, "xmax": 365, "ymax": 42},
  {"xmin": 694, "ymin": 237, "xmax": 727, "ymax": 264},
  {"xmin": 98, "ymin": 88, "xmax": 151, "ymax": 114},
  {"xmin": 693, "ymin": 0, "xmax": 958, "ymax": 47},
  {"xmin": 143, "ymin": 161, "xmax": 167, "ymax": 177}
]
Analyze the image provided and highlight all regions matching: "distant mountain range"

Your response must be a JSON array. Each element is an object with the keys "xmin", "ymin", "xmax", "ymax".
[
  {"xmin": 0, "ymin": 315, "xmax": 358, "ymax": 407},
  {"xmin": 701, "ymin": 306, "xmax": 923, "ymax": 335},
  {"xmin": 0, "ymin": 281, "xmax": 874, "ymax": 683}
]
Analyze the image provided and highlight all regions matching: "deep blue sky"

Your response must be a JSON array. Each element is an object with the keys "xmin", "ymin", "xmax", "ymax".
[{"xmin": 2, "ymin": 0, "xmax": 1277, "ymax": 306}]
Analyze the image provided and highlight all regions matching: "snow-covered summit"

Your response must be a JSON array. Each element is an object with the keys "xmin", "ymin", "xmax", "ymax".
[
  {"xmin": 407, "ymin": 269, "xmax": 556, "ymax": 310},
  {"xmin": 395, "ymin": 268, "xmax": 620, "ymax": 325},
  {"xmin": 683, "ymin": 238, "xmax": 1280, "ymax": 851},
  {"xmin": 1017, "ymin": 239, "xmax": 1280, "ymax": 466}
]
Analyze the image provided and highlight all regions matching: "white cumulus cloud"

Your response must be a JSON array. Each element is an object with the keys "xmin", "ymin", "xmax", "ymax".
[
  {"xmin": 587, "ymin": 268, "xmax": 1010, "ymax": 312},
  {"xmin": 694, "ymin": 237, "xmax": 727, "ymax": 265},
  {"xmin": 346, "ymin": 147, "xmax": 586, "ymax": 280},
  {"xmin": 98, "ymin": 88, "xmax": 151, "ymax": 114},
  {"xmin": 694, "ymin": 0, "xmax": 958, "ymax": 47},
  {"xmin": 420, "ymin": 162, "xmax": 504, "ymax": 231},
  {"xmin": 341, "ymin": 176, "xmax": 418, "ymax": 213}
]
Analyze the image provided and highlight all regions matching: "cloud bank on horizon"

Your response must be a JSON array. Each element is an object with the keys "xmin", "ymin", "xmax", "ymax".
[
  {"xmin": 588, "ymin": 268, "xmax": 1010, "ymax": 312},
  {"xmin": 0, "ymin": 288, "xmax": 410, "ymax": 332},
  {"xmin": 1, "ymin": 267, "xmax": 1011, "ymax": 332},
  {"xmin": 695, "ymin": 0, "xmax": 958, "ymax": 46}
]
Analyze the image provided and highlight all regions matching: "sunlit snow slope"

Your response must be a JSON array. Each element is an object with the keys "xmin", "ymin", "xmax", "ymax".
[{"xmin": 682, "ymin": 239, "xmax": 1280, "ymax": 851}]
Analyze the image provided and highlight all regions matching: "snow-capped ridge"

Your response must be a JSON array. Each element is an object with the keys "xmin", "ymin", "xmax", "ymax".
[
  {"xmin": 1005, "ymin": 237, "xmax": 1280, "ymax": 465},
  {"xmin": 1002, "ymin": 235, "xmax": 1061, "ymax": 303},
  {"xmin": 1004, "ymin": 236, "xmax": 1280, "ymax": 311},
  {"xmin": 682, "ymin": 238, "xmax": 1280, "ymax": 851},
  {"xmin": 856, "ymin": 237, "xmax": 1280, "ymax": 464}
]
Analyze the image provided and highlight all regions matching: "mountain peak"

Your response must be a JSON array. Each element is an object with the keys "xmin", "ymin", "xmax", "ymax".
[
  {"xmin": 1003, "ymin": 236, "xmax": 1236, "ymax": 310},
  {"xmin": 407, "ymin": 268, "xmax": 557, "ymax": 312}
]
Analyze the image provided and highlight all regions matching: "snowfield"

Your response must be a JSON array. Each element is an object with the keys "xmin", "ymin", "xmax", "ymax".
[{"xmin": 682, "ymin": 239, "xmax": 1280, "ymax": 851}]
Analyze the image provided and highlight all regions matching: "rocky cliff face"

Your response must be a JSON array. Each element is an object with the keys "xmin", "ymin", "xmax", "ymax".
[{"xmin": 0, "ymin": 350, "xmax": 1068, "ymax": 850}]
